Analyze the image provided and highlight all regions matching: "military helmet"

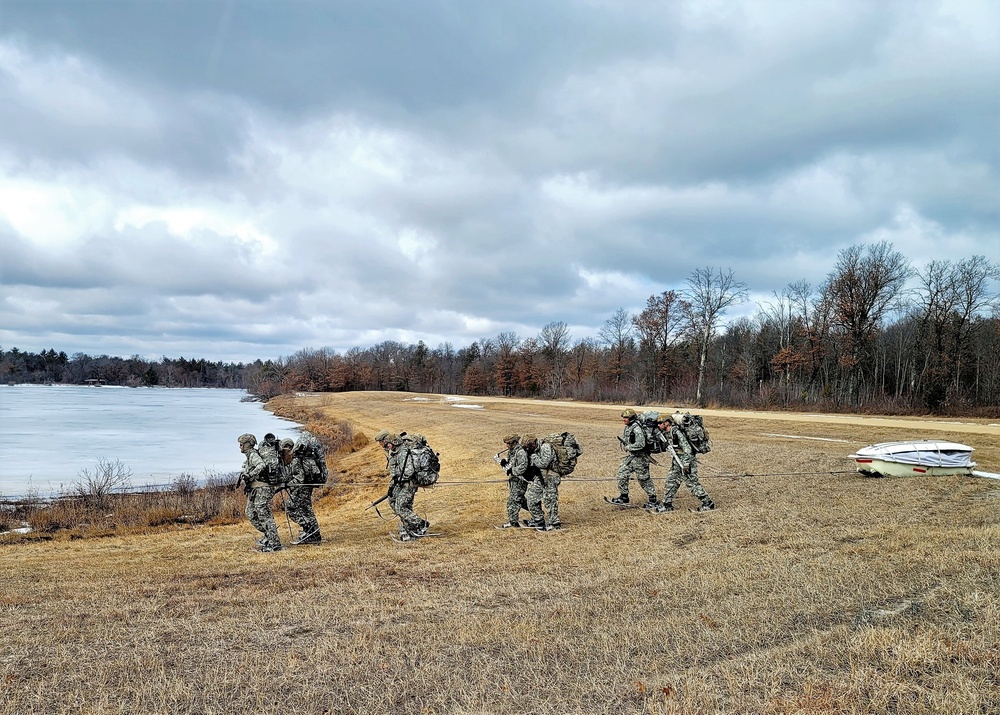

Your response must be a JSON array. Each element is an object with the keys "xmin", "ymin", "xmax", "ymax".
[
  {"xmin": 280, "ymin": 438, "xmax": 294, "ymax": 449},
  {"xmin": 238, "ymin": 433, "xmax": 257, "ymax": 447},
  {"xmin": 621, "ymin": 408, "xmax": 637, "ymax": 419},
  {"xmin": 264, "ymin": 433, "xmax": 277, "ymax": 443},
  {"xmin": 657, "ymin": 413, "xmax": 671, "ymax": 424},
  {"xmin": 521, "ymin": 433, "xmax": 537, "ymax": 445},
  {"xmin": 503, "ymin": 434, "xmax": 520, "ymax": 445},
  {"xmin": 374, "ymin": 430, "xmax": 390, "ymax": 443},
  {"xmin": 386, "ymin": 433, "xmax": 402, "ymax": 447}
]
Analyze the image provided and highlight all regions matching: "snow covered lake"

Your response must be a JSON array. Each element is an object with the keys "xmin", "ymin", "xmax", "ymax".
[{"xmin": 0, "ymin": 385, "xmax": 301, "ymax": 498}]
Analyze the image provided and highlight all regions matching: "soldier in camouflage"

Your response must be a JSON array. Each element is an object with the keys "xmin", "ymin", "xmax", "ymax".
[
  {"xmin": 284, "ymin": 434, "xmax": 324, "ymax": 544},
  {"xmin": 656, "ymin": 414, "xmax": 715, "ymax": 513},
  {"xmin": 386, "ymin": 433, "xmax": 429, "ymax": 540},
  {"xmin": 535, "ymin": 435, "xmax": 564, "ymax": 529},
  {"xmin": 609, "ymin": 408, "xmax": 660, "ymax": 511},
  {"xmin": 498, "ymin": 434, "xmax": 531, "ymax": 528},
  {"xmin": 522, "ymin": 435, "xmax": 556, "ymax": 530},
  {"xmin": 237, "ymin": 433, "xmax": 282, "ymax": 552}
]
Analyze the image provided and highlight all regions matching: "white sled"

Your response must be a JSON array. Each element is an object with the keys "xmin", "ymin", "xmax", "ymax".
[{"xmin": 848, "ymin": 440, "xmax": 976, "ymax": 478}]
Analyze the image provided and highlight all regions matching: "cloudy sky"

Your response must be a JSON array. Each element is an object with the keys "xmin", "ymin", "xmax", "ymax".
[{"xmin": 1, "ymin": 0, "xmax": 998, "ymax": 363}]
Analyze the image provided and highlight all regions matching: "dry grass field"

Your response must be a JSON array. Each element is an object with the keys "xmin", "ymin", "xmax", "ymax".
[{"xmin": 2, "ymin": 391, "xmax": 998, "ymax": 715}]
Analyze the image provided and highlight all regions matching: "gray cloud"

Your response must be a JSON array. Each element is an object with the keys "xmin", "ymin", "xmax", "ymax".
[{"xmin": 1, "ymin": 0, "xmax": 997, "ymax": 363}]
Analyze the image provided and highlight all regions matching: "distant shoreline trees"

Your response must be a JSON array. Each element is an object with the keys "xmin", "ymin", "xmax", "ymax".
[{"xmin": 3, "ymin": 244, "xmax": 997, "ymax": 415}]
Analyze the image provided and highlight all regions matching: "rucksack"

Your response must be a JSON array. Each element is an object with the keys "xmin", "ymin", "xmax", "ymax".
[
  {"xmin": 639, "ymin": 410, "xmax": 666, "ymax": 454},
  {"xmin": 257, "ymin": 441, "xmax": 283, "ymax": 485},
  {"xmin": 407, "ymin": 434, "xmax": 440, "ymax": 487},
  {"xmin": 543, "ymin": 432, "xmax": 581, "ymax": 476},
  {"xmin": 672, "ymin": 412, "xmax": 712, "ymax": 454},
  {"xmin": 296, "ymin": 435, "xmax": 328, "ymax": 485}
]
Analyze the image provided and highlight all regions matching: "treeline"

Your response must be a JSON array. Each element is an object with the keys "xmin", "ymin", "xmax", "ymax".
[
  {"xmin": 4, "ymin": 242, "xmax": 998, "ymax": 415},
  {"xmin": 0, "ymin": 350, "xmax": 249, "ymax": 389},
  {"xmin": 265, "ymin": 243, "xmax": 1000, "ymax": 415}
]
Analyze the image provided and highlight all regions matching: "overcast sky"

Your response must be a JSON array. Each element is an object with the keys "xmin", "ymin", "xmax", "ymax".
[{"xmin": 1, "ymin": 0, "xmax": 998, "ymax": 364}]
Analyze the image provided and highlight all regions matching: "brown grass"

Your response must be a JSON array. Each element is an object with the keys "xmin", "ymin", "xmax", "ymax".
[{"xmin": 1, "ymin": 391, "xmax": 998, "ymax": 714}]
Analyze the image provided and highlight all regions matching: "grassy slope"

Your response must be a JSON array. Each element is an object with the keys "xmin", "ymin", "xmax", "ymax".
[{"xmin": 1, "ymin": 391, "xmax": 998, "ymax": 715}]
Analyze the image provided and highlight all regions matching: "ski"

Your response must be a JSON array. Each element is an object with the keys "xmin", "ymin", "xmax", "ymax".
[{"xmin": 603, "ymin": 496, "xmax": 641, "ymax": 509}]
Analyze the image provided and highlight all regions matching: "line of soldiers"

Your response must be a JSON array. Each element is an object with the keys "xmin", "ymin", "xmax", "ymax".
[
  {"xmin": 237, "ymin": 431, "xmax": 327, "ymax": 552},
  {"xmin": 237, "ymin": 406, "xmax": 715, "ymax": 550},
  {"xmin": 612, "ymin": 408, "xmax": 715, "ymax": 513}
]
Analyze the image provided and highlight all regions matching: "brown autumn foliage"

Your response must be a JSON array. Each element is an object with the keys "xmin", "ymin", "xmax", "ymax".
[{"xmin": 1, "ymin": 391, "xmax": 998, "ymax": 714}]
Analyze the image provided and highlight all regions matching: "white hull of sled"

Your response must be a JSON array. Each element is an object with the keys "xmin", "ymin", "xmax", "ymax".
[{"xmin": 849, "ymin": 440, "xmax": 976, "ymax": 478}]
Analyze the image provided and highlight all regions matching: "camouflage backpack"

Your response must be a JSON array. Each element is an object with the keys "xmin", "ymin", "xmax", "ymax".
[
  {"xmin": 407, "ymin": 434, "xmax": 440, "ymax": 487},
  {"xmin": 639, "ymin": 410, "xmax": 666, "ymax": 454},
  {"xmin": 544, "ymin": 432, "xmax": 582, "ymax": 476},
  {"xmin": 672, "ymin": 412, "xmax": 712, "ymax": 454},
  {"xmin": 295, "ymin": 434, "xmax": 328, "ymax": 485},
  {"xmin": 256, "ymin": 437, "xmax": 284, "ymax": 485}
]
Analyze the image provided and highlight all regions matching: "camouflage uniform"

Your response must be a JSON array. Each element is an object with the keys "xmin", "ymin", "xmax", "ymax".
[
  {"xmin": 286, "ymin": 435, "xmax": 323, "ymax": 544},
  {"xmin": 536, "ymin": 439, "xmax": 563, "ymax": 527},
  {"xmin": 239, "ymin": 434, "xmax": 281, "ymax": 552},
  {"xmin": 524, "ymin": 436, "xmax": 557, "ymax": 528},
  {"xmin": 387, "ymin": 437, "xmax": 428, "ymax": 538},
  {"xmin": 501, "ymin": 435, "xmax": 531, "ymax": 527},
  {"xmin": 614, "ymin": 411, "xmax": 658, "ymax": 505},
  {"xmin": 659, "ymin": 420, "xmax": 713, "ymax": 511}
]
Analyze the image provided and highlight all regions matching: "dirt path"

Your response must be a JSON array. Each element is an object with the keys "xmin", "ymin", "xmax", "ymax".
[{"xmin": 457, "ymin": 395, "xmax": 1000, "ymax": 436}]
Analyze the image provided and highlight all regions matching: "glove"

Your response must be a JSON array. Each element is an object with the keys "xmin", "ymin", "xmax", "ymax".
[{"xmin": 499, "ymin": 458, "xmax": 508, "ymax": 468}]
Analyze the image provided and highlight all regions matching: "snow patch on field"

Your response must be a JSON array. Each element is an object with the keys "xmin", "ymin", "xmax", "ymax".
[
  {"xmin": 764, "ymin": 433, "xmax": 854, "ymax": 444},
  {"xmin": 452, "ymin": 404, "xmax": 484, "ymax": 410}
]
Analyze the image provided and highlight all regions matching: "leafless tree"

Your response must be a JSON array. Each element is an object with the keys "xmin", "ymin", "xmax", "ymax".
[
  {"xmin": 598, "ymin": 308, "xmax": 635, "ymax": 391},
  {"xmin": 539, "ymin": 321, "xmax": 571, "ymax": 397},
  {"xmin": 633, "ymin": 291, "xmax": 688, "ymax": 400},
  {"xmin": 684, "ymin": 267, "xmax": 749, "ymax": 406},
  {"xmin": 824, "ymin": 241, "xmax": 911, "ymax": 406}
]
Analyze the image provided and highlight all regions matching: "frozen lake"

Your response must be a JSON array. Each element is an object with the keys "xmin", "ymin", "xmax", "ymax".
[{"xmin": 0, "ymin": 385, "xmax": 302, "ymax": 498}]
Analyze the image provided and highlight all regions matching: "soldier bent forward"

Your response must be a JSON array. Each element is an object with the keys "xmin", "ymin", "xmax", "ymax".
[{"xmin": 386, "ymin": 434, "xmax": 429, "ymax": 540}]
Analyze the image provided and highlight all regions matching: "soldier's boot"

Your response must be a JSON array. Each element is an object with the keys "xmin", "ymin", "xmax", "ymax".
[
  {"xmin": 642, "ymin": 498, "xmax": 660, "ymax": 512},
  {"xmin": 656, "ymin": 502, "xmax": 674, "ymax": 513},
  {"xmin": 692, "ymin": 499, "xmax": 716, "ymax": 513},
  {"xmin": 609, "ymin": 494, "xmax": 629, "ymax": 505}
]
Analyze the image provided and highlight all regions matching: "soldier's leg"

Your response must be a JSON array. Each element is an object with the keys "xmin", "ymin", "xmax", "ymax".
[
  {"xmin": 394, "ymin": 482, "xmax": 425, "ymax": 534},
  {"xmin": 684, "ymin": 460, "xmax": 714, "ymax": 508},
  {"xmin": 661, "ymin": 466, "xmax": 682, "ymax": 509},
  {"xmin": 614, "ymin": 456, "xmax": 633, "ymax": 501},
  {"xmin": 525, "ymin": 478, "xmax": 545, "ymax": 524},
  {"xmin": 542, "ymin": 472, "xmax": 561, "ymax": 526},
  {"xmin": 635, "ymin": 457, "xmax": 658, "ymax": 506},
  {"xmin": 506, "ymin": 479, "xmax": 529, "ymax": 525},
  {"xmin": 285, "ymin": 485, "xmax": 309, "ymax": 529},
  {"xmin": 252, "ymin": 486, "xmax": 281, "ymax": 549},
  {"xmin": 244, "ymin": 492, "xmax": 264, "ymax": 535},
  {"xmin": 288, "ymin": 485, "xmax": 321, "ymax": 542}
]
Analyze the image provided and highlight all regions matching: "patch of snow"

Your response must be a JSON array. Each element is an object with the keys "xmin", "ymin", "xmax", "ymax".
[
  {"xmin": 406, "ymin": 397, "xmax": 432, "ymax": 402},
  {"xmin": 444, "ymin": 396, "xmax": 467, "ymax": 402},
  {"xmin": 452, "ymin": 404, "xmax": 484, "ymax": 410},
  {"xmin": 763, "ymin": 433, "xmax": 854, "ymax": 444}
]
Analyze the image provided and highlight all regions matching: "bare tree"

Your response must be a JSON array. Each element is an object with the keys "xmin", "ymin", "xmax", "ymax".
[
  {"xmin": 493, "ymin": 331, "xmax": 520, "ymax": 396},
  {"xmin": 684, "ymin": 267, "xmax": 749, "ymax": 406},
  {"xmin": 915, "ymin": 255, "xmax": 999, "ymax": 407},
  {"xmin": 539, "ymin": 321, "xmax": 571, "ymax": 398},
  {"xmin": 824, "ymin": 241, "xmax": 911, "ymax": 406},
  {"xmin": 633, "ymin": 291, "xmax": 687, "ymax": 400},
  {"xmin": 598, "ymin": 308, "xmax": 635, "ymax": 392}
]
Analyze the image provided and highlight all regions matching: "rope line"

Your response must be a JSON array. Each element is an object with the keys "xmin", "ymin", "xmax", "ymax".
[{"xmin": 331, "ymin": 469, "xmax": 857, "ymax": 490}]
